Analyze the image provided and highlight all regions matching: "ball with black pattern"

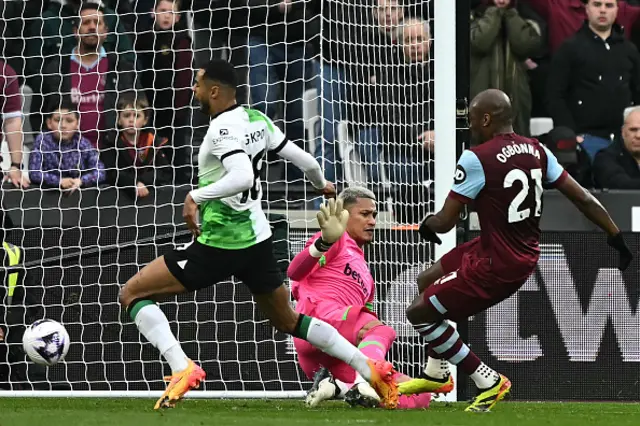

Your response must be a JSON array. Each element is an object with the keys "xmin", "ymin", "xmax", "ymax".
[{"xmin": 22, "ymin": 319, "xmax": 70, "ymax": 366}]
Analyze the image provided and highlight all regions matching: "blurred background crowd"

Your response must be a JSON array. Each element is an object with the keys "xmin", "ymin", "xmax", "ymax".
[{"xmin": 1, "ymin": 0, "xmax": 640, "ymax": 224}]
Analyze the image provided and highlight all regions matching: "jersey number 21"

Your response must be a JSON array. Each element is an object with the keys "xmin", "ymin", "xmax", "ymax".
[{"xmin": 504, "ymin": 168, "xmax": 543, "ymax": 223}]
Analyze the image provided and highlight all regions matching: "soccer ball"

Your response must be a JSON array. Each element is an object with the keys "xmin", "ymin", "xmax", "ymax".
[{"xmin": 22, "ymin": 319, "xmax": 70, "ymax": 366}]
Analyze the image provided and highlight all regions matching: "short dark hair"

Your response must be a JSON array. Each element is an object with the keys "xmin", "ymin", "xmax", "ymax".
[
  {"xmin": 74, "ymin": 2, "xmax": 105, "ymax": 27},
  {"xmin": 46, "ymin": 96, "xmax": 78, "ymax": 118},
  {"xmin": 155, "ymin": 0, "xmax": 181, "ymax": 9},
  {"xmin": 116, "ymin": 91, "xmax": 150, "ymax": 117},
  {"xmin": 202, "ymin": 59, "xmax": 238, "ymax": 90},
  {"xmin": 79, "ymin": 2, "xmax": 104, "ymax": 15}
]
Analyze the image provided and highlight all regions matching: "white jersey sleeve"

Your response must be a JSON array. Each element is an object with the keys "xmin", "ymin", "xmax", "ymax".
[
  {"xmin": 206, "ymin": 122, "xmax": 247, "ymax": 159},
  {"xmin": 189, "ymin": 153, "xmax": 253, "ymax": 204},
  {"xmin": 261, "ymin": 113, "xmax": 287, "ymax": 152},
  {"xmin": 277, "ymin": 142, "xmax": 326, "ymax": 189}
]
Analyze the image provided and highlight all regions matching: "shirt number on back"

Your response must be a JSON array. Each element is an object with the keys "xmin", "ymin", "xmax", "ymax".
[
  {"xmin": 504, "ymin": 168, "xmax": 543, "ymax": 223},
  {"xmin": 240, "ymin": 149, "xmax": 265, "ymax": 203}
]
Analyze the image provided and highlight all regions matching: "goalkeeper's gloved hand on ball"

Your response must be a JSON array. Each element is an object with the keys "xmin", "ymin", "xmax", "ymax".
[
  {"xmin": 418, "ymin": 214, "xmax": 442, "ymax": 245},
  {"xmin": 607, "ymin": 233, "xmax": 633, "ymax": 271},
  {"xmin": 315, "ymin": 198, "xmax": 349, "ymax": 251}
]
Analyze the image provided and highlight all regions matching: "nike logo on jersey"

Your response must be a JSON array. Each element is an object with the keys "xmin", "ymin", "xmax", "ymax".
[{"xmin": 343, "ymin": 263, "xmax": 369, "ymax": 297}]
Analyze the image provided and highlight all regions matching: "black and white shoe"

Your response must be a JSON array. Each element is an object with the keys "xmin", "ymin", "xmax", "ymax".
[
  {"xmin": 305, "ymin": 368, "xmax": 338, "ymax": 407},
  {"xmin": 344, "ymin": 382, "xmax": 381, "ymax": 408}
]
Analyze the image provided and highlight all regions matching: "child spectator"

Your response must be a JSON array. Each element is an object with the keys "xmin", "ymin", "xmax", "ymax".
[
  {"xmin": 101, "ymin": 92, "xmax": 173, "ymax": 199},
  {"xmin": 134, "ymin": 0, "xmax": 193, "ymax": 182},
  {"xmin": 37, "ymin": 3, "xmax": 140, "ymax": 148},
  {"xmin": 29, "ymin": 98, "xmax": 105, "ymax": 191}
]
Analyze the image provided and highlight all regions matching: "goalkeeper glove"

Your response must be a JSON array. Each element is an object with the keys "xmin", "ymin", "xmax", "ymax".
[
  {"xmin": 418, "ymin": 214, "xmax": 442, "ymax": 245},
  {"xmin": 607, "ymin": 233, "xmax": 633, "ymax": 271},
  {"xmin": 315, "ymin": 198, "xmax": 349, "ymax": 251}
]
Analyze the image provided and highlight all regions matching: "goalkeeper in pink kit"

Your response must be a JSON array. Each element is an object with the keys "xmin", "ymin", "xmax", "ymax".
[{"xmin": 288, "ymin": 187, "xmax": 444, "ymax": 409}]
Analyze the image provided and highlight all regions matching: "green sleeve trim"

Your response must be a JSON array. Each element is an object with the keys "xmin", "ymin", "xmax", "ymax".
[
  {"xmin": 341, "ymin": 306, "xmax": 352, "ymax": 321},
  {"xmin": 358, "ymin": 340, "xmax": 386, "ymax": 350}
]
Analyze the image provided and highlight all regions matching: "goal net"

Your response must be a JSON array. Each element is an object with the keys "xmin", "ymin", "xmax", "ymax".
[{"xmin": 0, "ymin": 0, "xmax": 457, "ymax": 398}]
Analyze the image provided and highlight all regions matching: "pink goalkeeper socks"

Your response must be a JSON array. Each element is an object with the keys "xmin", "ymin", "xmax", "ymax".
[
  {"xmin": 357, "ymin": 324, "xmax": 396, "ymax": 360},
  {"xmin": 392, "ymin": 371, "xmax": 431, "ymax": 409},
  {"xmin": 357, "ymin": 325, "xmax": 432, "ymax": 409},
  {"xmin": 398, "ymin": 393, "xmax": 432, "ymax": 409}
]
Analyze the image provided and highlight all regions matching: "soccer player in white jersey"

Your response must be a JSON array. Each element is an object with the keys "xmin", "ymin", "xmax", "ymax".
[
  {"xmin": 118, "ymin": 59, "xmax": 398, "ymax": 410},
  {"xmin": 289, "ymin": 187, "xmax": 436, "ymax": 410}
]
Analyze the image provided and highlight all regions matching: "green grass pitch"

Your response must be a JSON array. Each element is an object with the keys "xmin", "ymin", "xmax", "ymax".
[{"xmin": 1, "ymin": 398, "xmax": 639, "ymax": 426}]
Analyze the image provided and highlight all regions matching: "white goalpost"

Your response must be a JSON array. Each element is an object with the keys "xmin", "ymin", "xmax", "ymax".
[
  {"xmin": 432, "ymin": 0, "xmax": 458, "ymax": 403},
  {"xmin": 0, "ymin": 0, "xmax": 457, "ymax": 399}
]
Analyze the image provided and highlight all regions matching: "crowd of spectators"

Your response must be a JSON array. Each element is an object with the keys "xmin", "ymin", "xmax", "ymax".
[
  {"xmin": 0, "ymin": 0, "xmax": 432, "ymax": 222},
  {"xmin": 472, "ymin": 0, "xmax": 640, "ymax": 192},
  {"xmin": 3, "ymin": 0, "xmax": 640, "ymax": 225}
]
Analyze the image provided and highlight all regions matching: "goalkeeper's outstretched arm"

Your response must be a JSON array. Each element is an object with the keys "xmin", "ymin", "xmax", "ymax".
[
  {"xmin": 287, "ymin": 198, "xmax": 349, "ymax": 281},
  {"xmin": 288, "ymin": 238, "xmax": 326, "ymax": 282}
]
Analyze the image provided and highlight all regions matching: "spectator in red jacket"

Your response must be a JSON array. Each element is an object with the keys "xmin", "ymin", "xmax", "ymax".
[
  {"xmin": 546, "ymin": 0, "xmax": 640, "ymax": 161},
  {"xmin": 0, "ymin": 61, "xmax": 29, "ymax": 189},
  {"xmin": 0, "ymin": 60, "xmax": 29, "ymax": 248},
  {"xmin": 528, "ymin": 0, "xmax": 640, "ymax": 54},
  {"xmin": 41, "ymin": 4, "xmax": 139, "ymax": 148}
]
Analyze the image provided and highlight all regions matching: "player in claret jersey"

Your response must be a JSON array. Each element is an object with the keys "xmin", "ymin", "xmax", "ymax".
[{"xmin": 399, "ymin": 89, "xmax": 633, "ymax": 412}]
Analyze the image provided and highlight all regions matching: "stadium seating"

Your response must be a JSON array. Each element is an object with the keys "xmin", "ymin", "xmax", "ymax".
[{"xmin": 530, "ymin": 117, "xmax": 554, "ymax": 137}]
